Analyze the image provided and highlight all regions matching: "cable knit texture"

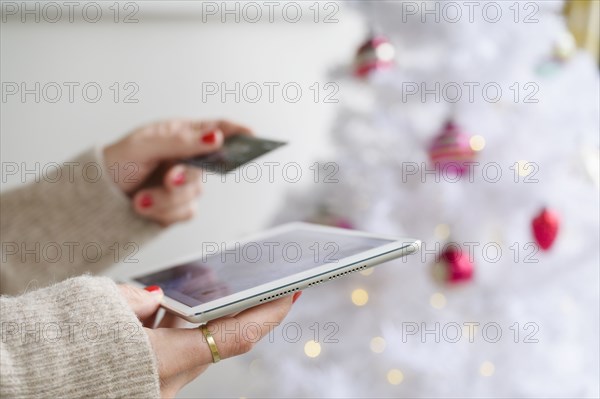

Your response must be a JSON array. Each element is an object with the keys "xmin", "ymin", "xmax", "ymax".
[{"xmin": 1, "ymin": 148, "xmax": 162, "ymax": 397}]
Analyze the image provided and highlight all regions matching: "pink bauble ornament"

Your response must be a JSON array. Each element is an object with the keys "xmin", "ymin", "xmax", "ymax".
[
  {"xmin": 532, "ymin": 207, "xmax": 560, "ymax": 250},
  {"xmin": 431, "ymin": 244, "xmax": 474, "ymax": 284},
  {"xmin": 429, "ymin": 121, "xmax": 477, "ymax": 177},
  {"xmin": 354, "ymin": 35, "xmax": 395, "ymax": 78}
]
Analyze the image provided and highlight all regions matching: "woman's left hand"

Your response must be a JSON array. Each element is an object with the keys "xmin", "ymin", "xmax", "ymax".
[
  {"xmin": 103, "ymin": 119, "xmax": 251, "ymax": 227},
  {"xmin": 118, "ymin": 283, "xmax": 298, "ymax": 398}
]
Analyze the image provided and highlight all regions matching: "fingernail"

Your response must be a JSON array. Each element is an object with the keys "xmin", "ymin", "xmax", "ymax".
[
  {"xmin": 292, "ymin": 291, "xmax": 302, "ymax": 304},
  {"xmin": 201, "ymin": 131, "xmax": 218, "ymax": 144},
  {"xmin": 172, "ymin": 171, "xmax": 186, "ymax": 186},
  {"xmin": 139, "ymin": 193, "xmax": 153, "ymax": 208},
  {"xmin": 144, "ymin": 285, "xmax": 162, "ymax": 294},
  {"xmin": 144, "ymin": 285, "xmax": 163, "ymax": 299}
]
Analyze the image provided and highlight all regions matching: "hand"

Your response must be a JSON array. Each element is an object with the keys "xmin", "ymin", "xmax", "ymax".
[
  {"xmin": 118, "ymin": 284, "xmax": 299, "ymax": 398},
  {"xmin": 104, "ymin": 120, "xmax": 252, "ymax": 226}
]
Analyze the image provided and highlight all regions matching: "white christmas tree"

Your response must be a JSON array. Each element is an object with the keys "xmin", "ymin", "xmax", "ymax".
[{"xmin": 247, "ymin": 1, "xmax": 599, "ymax": 397}]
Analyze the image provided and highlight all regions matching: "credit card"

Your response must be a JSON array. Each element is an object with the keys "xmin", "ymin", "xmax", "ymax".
[{"xmin": 184, "ymin": 134, "xmax": 286, "ymax": 173}]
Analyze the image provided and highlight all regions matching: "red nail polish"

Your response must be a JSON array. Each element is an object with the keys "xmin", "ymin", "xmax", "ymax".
[
  {"xmin": 144, "ymin": 285, "xmax": 161, "ymax": 293},
  {"xmin": 201, "ymin": 131, "xmax": 217, "ymax": 144},
  {"xmin": 173, "ymin": 171, "xmax": 186, "ymax": 186},
  {"xmin": 292, "ymin": 291, "xmax": 302, "ymax": 304},
  {"xmin": 139, "ymin": 194, "xmax": 153, "ymax": 208}
]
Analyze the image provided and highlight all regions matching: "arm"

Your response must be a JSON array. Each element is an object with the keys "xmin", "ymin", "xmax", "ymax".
[
  {"xmin": 0, "ymin": 275, "xmax": 160, "ymax": 398},
  {"xmin": 1, "ymin": 275, "xmax": 297, "ymax": 398}
]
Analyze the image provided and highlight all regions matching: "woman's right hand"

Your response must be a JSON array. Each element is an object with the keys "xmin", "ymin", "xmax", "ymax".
[{"xmin": 118, "ymin": 285, "xmax": 299, "ymax": 398}]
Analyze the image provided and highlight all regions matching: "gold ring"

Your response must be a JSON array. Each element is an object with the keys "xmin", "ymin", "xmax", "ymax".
[{"xmin": 200, "ymin": 324, "xmax": 221, "ymax": 363}]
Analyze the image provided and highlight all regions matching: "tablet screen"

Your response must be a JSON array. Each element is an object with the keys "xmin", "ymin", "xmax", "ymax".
[{"xmin": 134, "ymin": 228, "xmax": 393, "ymax": 307}]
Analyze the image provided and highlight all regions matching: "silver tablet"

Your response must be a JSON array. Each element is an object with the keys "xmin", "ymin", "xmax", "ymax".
[{"xmin": 122, "ymin": 222, "xmax": 420, "ymax": 324}]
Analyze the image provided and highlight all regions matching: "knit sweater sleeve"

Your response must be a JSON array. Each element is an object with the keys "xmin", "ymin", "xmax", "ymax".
[
  {"xmin": 0, "ymin": 275, "xmax": 160, "ymax": 398},
  {"xmin": 0, "ymin": 147, "xmax": 161, "ymax": 296}
]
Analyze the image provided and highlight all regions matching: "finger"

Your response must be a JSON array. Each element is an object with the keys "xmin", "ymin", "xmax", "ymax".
[
  {"xmin": 142, "ymin": 308, "xmax": 160, "ymax": 329},
  {"xmin": 133, "ymin": 184, "xmax": 200, "ymax": 213},
  {"xmin": 135, "ymin": 121, "xmax": 224, "ymax": 161},
  {"xmin": 157, "ymin": 311, "xmax": 190, "ymax": 328},
  {"xmin": 211, "ymin": 295, "xmax": 295, "ymax": 359},
  {"xmin": 195, "ymin": 119, "xmax": 253, "ymax": 137},
  {"xmin": 138, "ymin": 201, "xmax": 198, "ymax": 227},
  {"xmin": 163, "ymin": 164, "xmax": 203, "ymax": 192},
  {"xmin": 118, "ymin": 284, "xmax": 163, "ymax": 320},
  {"xmin": 151, "ymin": 295, "xmax": 295, "ymax": 377},
  {"xmin": 214, "ymin": 120, "xmax": 253, "ymax": 136}
]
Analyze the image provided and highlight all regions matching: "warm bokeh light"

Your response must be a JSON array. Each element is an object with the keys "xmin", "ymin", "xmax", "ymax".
[
  {"xmin": 360, "ymin": 268, "xmax": 374, "ymax": 276},
  {"xmin": 430, "ymin": 292, "xmax": 447, "ymax": 309},
  {"xmin": 387, "ymin": 369, "xmax": 404, "ymax": 385},
  {"xmin": 376, "ymin": 43, "xmax": 395, "ymax": 61},
  {"xmin": 352, "ymin": 289, "xmax": 369, "ymax": 306},
  {"xmin": 370, "ymin": 336, "xmax": 386, "ymax": 353},
  {"xmin": 516, "ymin": 160, "xmax": 533, "ymax": 177},
  {"xmin": 304, "ymin": 340, "xmax": 321, "ymax": 358},
  {"xmin": 480, "ymin": 361, "xmax": 495, "ymax": 377},
  {"xmin": 434, "ymin": 223, "xmax": 451, "ymax": 240},
  {"xmin": 469, "ymin": 135, "xmax": 486, "ymax": 151},
  {"xmin": 463, "ymin": 323, "xmax": 479, "ymax": 338}
]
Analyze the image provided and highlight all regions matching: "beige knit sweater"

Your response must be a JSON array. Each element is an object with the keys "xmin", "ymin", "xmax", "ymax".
[{"xmin": 1, "ymin": 148, "xmax": 162, "ymax": 398}]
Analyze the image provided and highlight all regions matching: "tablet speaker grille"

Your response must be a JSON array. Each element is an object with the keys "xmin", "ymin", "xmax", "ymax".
[
  {"xmin": 328, "ymin": 264, "xmax": 369, "ymax": 280},
  {"xmin": 257, "ymin": 265, "xmax": 370, "ymax": 303},
  {"xmin": 259, "ymin": 287, "xmax": 300, "ymax": 303}
]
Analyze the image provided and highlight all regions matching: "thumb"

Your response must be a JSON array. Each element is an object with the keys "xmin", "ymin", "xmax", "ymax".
[{"xmin": 118, "ymin": 284, "xmax": 163, "ymax": 320}]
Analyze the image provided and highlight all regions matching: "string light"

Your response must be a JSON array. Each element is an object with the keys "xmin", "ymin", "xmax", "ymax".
[
  {"xmin": 516, "ymin": 160, "xmax": 533, "ymax": 177},
  {"xmin": 434, "ymin": 223, "xmax": 450, "ymax": 240},
  {"xmin": 352, "ymin": 289, "xmax": 369, "ymax": 306},
  {"xmin": 469, "ymin": 135, "xmax": 486, "ymax": 151},
  {"xmin": 375, "ymin": 42, "xmax": 395, "ymax": 61},
  {"xmin": 480, "ymin": 361, "xmax": 495, "ymax": 377},
  {"xmin": 430, "ymin": 292, "xmax": 447, "ymax": 309},
  {"xmin": 463, "ymin": 323, "xmax": 479, "ymax": 338},
  {"xmin": 370, "ymin": 336, "xmax": 386, "ymax": 353},
  {"xmin": 304, "ymin": 340, "xmax": 321, "ymax": 358},
  {"xmin": 387, "ymin": 369, "xmax": 404, "ymax": 385}
]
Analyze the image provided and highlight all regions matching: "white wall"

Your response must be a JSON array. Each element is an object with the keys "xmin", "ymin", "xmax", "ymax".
[
  {"xmin": 1, "ymin": 2, "xmax": 364, "ymax": 259},
  {"xmin": 1, "ymin": 2, "xmax": 363, "ymax": 396}
]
